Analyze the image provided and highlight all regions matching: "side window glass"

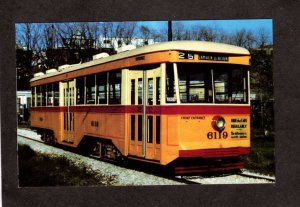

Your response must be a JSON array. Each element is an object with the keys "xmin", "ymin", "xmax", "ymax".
[
  {"xmin": 214, "ymin": 71, "xmax": 229, "ymax": 103},
  {"xmin": 53, "ymin": 82, "xmax": 59, "ymax": 106},
  {"xmin": 47, "ymin": 83, "xmax": 53, "ymax": 106},
  {"xmin": 41, "ymin": 85, "xmax": 46, "ymax": 106},
  {"xmin": 109, "ymin": 71, "xmax": 121, "ymax": 104},
  {"xmin": 156, "ymin": 77, "xmax": 161, "ymax": 105},
  {"xmin": 31, "ymin": 87, "xmax": 36, "ymax": 107},
  {"xmin": 148, "ymin": 78, "xmax": 153, "ymax": 105},
  {"xmin": 76, "ymin": 77, "xmax": 85, "ymax": 105},
  {"xmin": 131, "ymin": 79, "xmax": 135, "ymax": 105},
  {"xmin": 138, "ymin": 78, "xmax": 143, "ymax": 105},
  {"xmin": 96, "ymin": 72, "xmax": 107, "ymax": 104},
  {"xmin": 178, "ymin": 64, "xmax": 212, "ymax": 103},
  {"xmin": 86, "ymin": 75, "xmax": 96, "ymax": 104},
  {"xmin": 36, "ymin": 86, "xmax": 41, "ymax": 106},
  {"xmin": 166, "ymin": 63, "xmax": 176, "ymax": 103}
]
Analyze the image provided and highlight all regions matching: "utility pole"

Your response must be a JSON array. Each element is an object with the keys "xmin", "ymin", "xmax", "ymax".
[{"xmin": 168, "ymin": 21, "xmax": 172, "ymax": 41}]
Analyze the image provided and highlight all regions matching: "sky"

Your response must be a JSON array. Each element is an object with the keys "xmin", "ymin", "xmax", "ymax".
[
  {"xmin": 16, "ymin": 19, "xmax": 273, "ymax": 46},
  {"xmin": 16, "ymin": 19, "xmax": 273, "ymax": 37},
  {"xmin": 138, "ymin": 19, "xmax": 273, "ymax": 42}
]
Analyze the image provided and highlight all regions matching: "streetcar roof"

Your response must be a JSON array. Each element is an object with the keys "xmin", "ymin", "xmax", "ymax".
[{"xmin": 30, "ymin": 41, "xmax": 250, "ymax": 82}]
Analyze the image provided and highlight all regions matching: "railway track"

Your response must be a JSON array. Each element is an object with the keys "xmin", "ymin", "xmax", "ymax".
[
  {"xmin": 237, "ymin": 171, "xmax": 275, "ymax": 182},
  {"xmin": 176, "ymin": 171, "xmax": 275, "ymax": 184},
  {"xmin": 17, "ymin": 129, "xmax": 275, "ymax": 185},
  {"xmin": 17, "ymin": 134, "xmax": 44, "ymax": 143}
]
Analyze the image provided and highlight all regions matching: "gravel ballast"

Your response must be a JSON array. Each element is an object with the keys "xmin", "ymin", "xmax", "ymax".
[
  {"xmin": 17, "ymin": 128, "xmax": 275, "ymax": 185},
  {"xmin": 17, "ymin": 129, "xmax": 182, "ymax": 186}
]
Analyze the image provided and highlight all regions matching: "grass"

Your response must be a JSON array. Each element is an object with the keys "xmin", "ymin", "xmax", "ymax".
[
  {"xmin": 242, "ymin": 131, "xmax": 275, "ymax": 176},
  {"xmin": 18, "ymin": 144, "xmax": 116, "ymax": 187}
]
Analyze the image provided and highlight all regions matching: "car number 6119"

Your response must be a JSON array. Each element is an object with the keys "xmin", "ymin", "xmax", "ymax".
[{"xmin": 207, "ymin": 131, "xmax": 228, "ymax": 139}]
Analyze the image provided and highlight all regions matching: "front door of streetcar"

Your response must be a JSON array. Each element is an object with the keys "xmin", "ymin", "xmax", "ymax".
[
  {"xmin": 60, "ymin": 79, "xmax": 76, "ymax": 143},
  {"xmin": 128, "ymin": 68, "xmax": 161, "ymax": 161}
]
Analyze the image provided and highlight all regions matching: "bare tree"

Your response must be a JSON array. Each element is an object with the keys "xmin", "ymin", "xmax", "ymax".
[
  {"xmin": 190, "ymin": 25, "xmax": 199, "ymax": 40},
  {"xmin": 17, "ymin": 23, "xmax": 42, "ymax": 50},
  {"xmin": 182, "ymin": 30, "xmax": 192, "ymax": 40},
  {"xmin": 172, "ymin": 22, "xmax": 185, "ymax": 40},
  {"xmin": 43, "ymin": 24, "xmax": 59, "ymax": 49},
  {"xmin": 90, "ymin": 22, "xmax": 101, "ymax": 47},
  {"xmin": 156, "ymin": 28, "xmax": 168, "ymax": 42},
  {"xmin": 139, "ymin": 25, "xmax": 152, "ymax": 46},
  {"xmin": 190, "ymin": 25, "xmax": 218, "ymax": 42},
  {"xmin": 56, "ymin": 22, "xmax": 78, "ymax": 47},
  {"xmin": 229, "ymin": 29, "xmax": 258, "ymax": 49},
  {"xmin": 78, "ymin": 22, "xmax": 100, "ymax": 48},
  {"xmin": 114, "ymin": 22, "xmax": 125, "ymax": 47},
  {"xmin": 202, "ymin": 27, "xmax": 217, "ymax": 42},
  {"xmin": 244, "ymin": 30, "xmax": 256, "ymax": 49},
  {"xmin": 113, "ymin": 22, "xmax": 137, "ymax": 46},
  {"xmin": 101, "ymin": 22, "xmax": 114, "ymax": 38},
  {"xmin": 21, "ymin": 23, "xmax": 32, "ymax": 50},
  {"xmin": 256, "ymin": 27, "xmax": 270, "ymax": 48},
  {"xmin": 140, "ymin": 25, "xmax": 151, "ymax": 40},
  {"xmin": 124, "ymin": 22, "xmax": 137, "ymax": 45},
  {"xmin": 231, "ymin": 29, "xmax": 247, "ymax": 47},
  {"xmin": 31, "ymin": 25, "xmax": 42, "ymax": 50},
  {"xmin": 214, "ymin": 28, "xmax": 230, "ymax": 44},
  {"xmin": 100, "ymin": 22, "xmax": 114, "ymax": 48},
  {"xmin": 151, "ymin": 29, "xmax": 164, "ymax": 42}
]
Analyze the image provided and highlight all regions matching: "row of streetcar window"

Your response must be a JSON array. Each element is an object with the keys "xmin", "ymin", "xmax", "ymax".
[
  {"xmin": 76, "ymin": 70, "xmax": 121, "ymax": 105},
  {"xmin": 31, "ymin": 70, "xmax": 121, "ymax": 107},
  {"xmin": 32, "ymin": 83, "xmax": 59, "ymax": 107},
  {"xmin": 31, "ymin": 63, "xmax": 248, "ymax": 107}
]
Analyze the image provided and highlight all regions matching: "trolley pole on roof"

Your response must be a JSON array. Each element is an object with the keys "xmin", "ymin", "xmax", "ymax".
[{"xmin": 168, "ymin": 20, "xmax": 172, "ymax": 41}]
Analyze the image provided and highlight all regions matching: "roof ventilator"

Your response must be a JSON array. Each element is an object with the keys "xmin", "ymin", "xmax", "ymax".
[
  {"xmin": 45, "ymin": 69, "xmax": 58, "ymax": 74},
  {"xmin": 58, "ymin": 64, "xmax": 71, "ymax": 72},
  {"xmin": 93, "ymin": 52, "xmax": 110, "ymax": 60},
  {"xmin": 33, "ymin": 72, "xmax": 45, "ymax": 77},
  {"xmin": 116, "ymin": 45, "xmax": 136, "ymax": 53}
]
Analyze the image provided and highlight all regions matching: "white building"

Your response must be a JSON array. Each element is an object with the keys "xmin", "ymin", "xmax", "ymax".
[
  {"xmin": 97, "ymin": 36, "xmax": 155, "ymax": 50},
  {"xmin": 17, "ymin": 91, "xmax": 31, "ymax": 122},
  {"xmin": 17, "ymin": 91, "xmax": 31, "ymax": 108}
]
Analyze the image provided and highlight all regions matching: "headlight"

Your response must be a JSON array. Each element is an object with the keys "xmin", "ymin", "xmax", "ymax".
[{"xmin": 212, "ymin": 116, "xmax": 226, "ymax": 132}]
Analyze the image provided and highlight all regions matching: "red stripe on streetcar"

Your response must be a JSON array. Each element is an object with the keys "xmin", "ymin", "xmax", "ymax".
[
  {"xmin": 174, "ymin": 162, "xmax": 245, "ymax": 174},
  {"xmin": 179, "ymin": 147, "xmax": 250, "ymax": 158},
  {"xmin": 30, "ymin": 105, "xmax": 250, "ymax": 114},
  {"xmin": 30, "ymin": 106, "xmax": 65, "ymax": 112},
  {"xmin": 159, "ymin": 105, "xmax": 250, "ymax": 114}
]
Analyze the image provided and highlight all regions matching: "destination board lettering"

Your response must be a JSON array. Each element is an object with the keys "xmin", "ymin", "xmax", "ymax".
[{"xmin": 199, "ymin": 54, "xmax": 228, "ymax": 61}]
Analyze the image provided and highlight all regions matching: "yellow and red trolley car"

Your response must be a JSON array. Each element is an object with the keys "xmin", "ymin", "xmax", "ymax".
[{"xmin": 30, "ymin": 41, "xmax": 251, "ymax": 174}]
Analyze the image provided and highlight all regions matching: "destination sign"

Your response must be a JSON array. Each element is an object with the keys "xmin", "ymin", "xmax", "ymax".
[
  {"xmin": 178, "ymin": 51, "xmax": 229, "ymax": 62},
  {"xmin": 199, "ymin": 54, "xmax": 229, "ymax": 61}
]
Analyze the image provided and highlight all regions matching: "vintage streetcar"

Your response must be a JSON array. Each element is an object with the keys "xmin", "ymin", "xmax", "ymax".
[{"xmin": 30, "ymin": 41, "xmax": 251, "ymax": 174}]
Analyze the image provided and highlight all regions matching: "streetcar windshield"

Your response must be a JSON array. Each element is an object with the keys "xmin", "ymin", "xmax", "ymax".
[
  {"xmin": 177, "ymin": 63, "xmax": 213, "ymax": 103},
  {"xmin": 176, "ymin": 63, "xmax": 248, "ymax": 104},
  {"xmin": 213, "ymin": 65, "xmax": 248, "ymax": 103}
]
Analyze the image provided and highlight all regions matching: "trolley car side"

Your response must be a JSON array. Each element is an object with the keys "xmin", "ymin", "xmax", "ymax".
[{"xmin": 30, "ymin": 41, "xmax": 251, "ymax": 174}]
